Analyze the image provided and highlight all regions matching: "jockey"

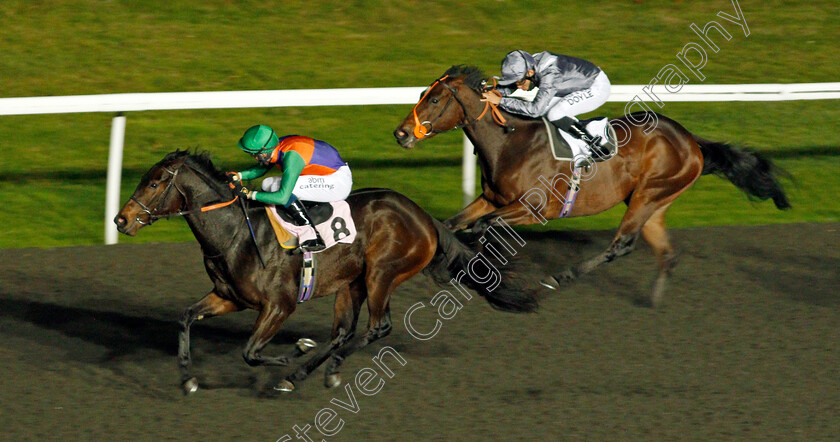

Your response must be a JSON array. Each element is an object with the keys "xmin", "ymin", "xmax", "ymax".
[
  {"xmin": 227, "ymin": 125, "xmax": 352, "ymax": 252},
  {"xmin": 483, "ymin": 50, "xmax": 612, "ymax": 157}
]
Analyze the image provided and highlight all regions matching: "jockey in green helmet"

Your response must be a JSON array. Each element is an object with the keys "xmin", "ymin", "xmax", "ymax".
[{"xmin": 227, "ymin": 124, "xmax": 353, "ymax": 252}]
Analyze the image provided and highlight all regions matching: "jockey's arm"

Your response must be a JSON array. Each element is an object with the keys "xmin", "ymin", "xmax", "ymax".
[
  {"xmin": 250, "ymin": 150, "xmax": 306, "ymax": 206},
  {"xmin": 496, "ymin": 85, "xmax": 517, "ymax": 98},
  {"xmin": 238, "ymin": 163, "xmax": 272, "ymax": 181},
  {"xmin": 499, "ymin": 70, "xmax": 560, "ymax": 118}
]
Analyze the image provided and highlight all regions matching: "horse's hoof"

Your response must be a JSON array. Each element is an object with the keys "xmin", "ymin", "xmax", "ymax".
[
  {"xmin": 325, "ymin": 373, "xmax": 342, "ymax": 389},
  {"xmin": 539, "ymin": 276, "xmax": 560, "ymax": 290},
  {"xmin": 296, "ymin": 338, "xmax": 317, "ymax": 354},
  {"xmin": 556, "ymin": 268, "xmax": 578, "ymax": 283},
  {"xmin": 274, "ymin": 379, "xmax": 295, "ymax": 393},
  {"xmin": 182, "ymin": 377, "xmax": 199, "ymax": 395}
]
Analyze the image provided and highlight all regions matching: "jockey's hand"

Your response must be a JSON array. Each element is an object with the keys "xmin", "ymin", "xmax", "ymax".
[
  {"xmin": 225, "ymin": 171, "xmax": 241, "ymax": 183},
  {"xmin": 228, "ymin": 180, "xmax": 244, "ymax": 193},
  {"xmin": 481, "ymin": 90, "xmax": 501, "ymax": 105},
  {"xmin": 237, "ymin": 186, "xmax": 256, "ymax": 200}
]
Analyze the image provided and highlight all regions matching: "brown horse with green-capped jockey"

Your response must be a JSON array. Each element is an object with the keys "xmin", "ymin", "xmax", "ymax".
[{"xmin": 114, "ymin": 150, "xmax": 537, "ymax": 395}]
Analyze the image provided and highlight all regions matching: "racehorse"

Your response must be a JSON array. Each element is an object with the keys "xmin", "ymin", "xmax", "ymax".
[
  {"xmin": 393, "ymin": 65, "xmax": 790, "ymax": 307},
  {"xmin": 114, "ymin": 150, "xmax": 537, "ymax": 394}
]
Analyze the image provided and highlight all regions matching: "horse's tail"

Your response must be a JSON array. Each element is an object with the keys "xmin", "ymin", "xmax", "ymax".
[
  {"xmin": 695, "ymin": 136, "xmax": 792, "ymax": 210},
  {"xmin": 423, "ymin": 219, "xmax": 538, "ymax": 313}
]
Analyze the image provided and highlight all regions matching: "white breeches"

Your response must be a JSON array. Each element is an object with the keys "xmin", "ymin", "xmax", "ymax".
[
  {"xmin": 261, "ymin": 165, "xmax": 353, "ymax": 203},
  {"xmin": 545, "ymin": 71, "xmax": 611, "ymax": 121}
]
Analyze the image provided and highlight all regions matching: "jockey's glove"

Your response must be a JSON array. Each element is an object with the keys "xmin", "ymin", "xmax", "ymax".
[
  {"xmin": 237, "ymin": 187, "xmax": 256, "ymax": 200},
  {"xmin": 225, "ymin": 171, "xmax": 242, "ymax": 183}
]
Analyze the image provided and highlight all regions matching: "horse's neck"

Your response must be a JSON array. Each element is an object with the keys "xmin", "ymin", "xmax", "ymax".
[
  {"xmin": 179, "ymin": 172, "xmax": 242, "ymax": 255},
  {"xmin": 462, "ymin": 109, "xmax": 541, "ymax": 181}
]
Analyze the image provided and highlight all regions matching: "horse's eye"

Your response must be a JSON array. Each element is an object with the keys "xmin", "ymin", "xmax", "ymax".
[
  {"xmin": 431, "ymin": 98, "xmax": 439, "ymax": 104},
  {"xmin": 150, "ymin": 182, "xmax": 159, "ymax": 189}
]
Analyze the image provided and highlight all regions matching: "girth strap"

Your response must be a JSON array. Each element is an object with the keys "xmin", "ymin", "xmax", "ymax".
[{"xmin": 558, "ymin": 166, "xmax": 583, "ymax": 218}]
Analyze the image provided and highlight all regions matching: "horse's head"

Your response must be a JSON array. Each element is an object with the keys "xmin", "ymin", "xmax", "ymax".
[
  {"xmin": 114, "ymin": 151, "xmax": 192, "ymax": 236},
  {"xmin": 393, "ymin": 65, "xmax": 490, "ymax": 149}
]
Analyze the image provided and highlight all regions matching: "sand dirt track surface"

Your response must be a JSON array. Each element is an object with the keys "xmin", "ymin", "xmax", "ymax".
[{"xmin": 1, "ymin": 223, "xmax": 838, "ymax": 441}]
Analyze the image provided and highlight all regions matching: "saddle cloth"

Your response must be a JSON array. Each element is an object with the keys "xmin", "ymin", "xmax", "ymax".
[
  {"xmin": 266, "ymin": 200, "xmax": 357, "ymax": 253},
  {"xmin": 542, "ymin": 117, "xmax": 619, "ymax": 165}
]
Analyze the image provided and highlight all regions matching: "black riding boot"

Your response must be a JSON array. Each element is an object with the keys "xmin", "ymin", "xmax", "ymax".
[
  {"xmin": 550, "ymin": 116, "xmax": 608, "ymax": 158},
  {"xmin": 283, "ymin": 200, "xmax": 326, "ymax": 252}
]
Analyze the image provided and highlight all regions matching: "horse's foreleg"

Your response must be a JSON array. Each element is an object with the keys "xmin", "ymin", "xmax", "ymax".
[
  {"xmin": 178, "ymin": 292, "xmax": 240, "ymax": 394},
  {"xmin": 471, "ymin": 200, "xmax": 545, "ymax": 235},
  {"xmin": 444, "ymin": 194, "xmax": 496, "ymax": 231},
  {"xmin": 242, "ymin": 302, "xmax": 294, "ymax": 367}
]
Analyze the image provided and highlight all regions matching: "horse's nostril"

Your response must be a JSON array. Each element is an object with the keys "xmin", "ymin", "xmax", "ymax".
[
  {"xmin": 394, "ymin": 129, "xmax": 407, "ymax": 140},
  {"xmin": 115, "ymin": 215, "xmax": 126, "ymax": 227}
]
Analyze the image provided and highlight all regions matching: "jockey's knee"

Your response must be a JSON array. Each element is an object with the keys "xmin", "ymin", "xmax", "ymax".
[{"xmin": 261, "ymin": 176, "xmax": 281, "ymax": 192}]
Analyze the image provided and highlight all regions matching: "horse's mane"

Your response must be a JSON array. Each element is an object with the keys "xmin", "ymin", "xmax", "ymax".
[
  {"xmin": 157, "ymin": 149, "xmax": 228, "ymax": 183},
  {"xmin": 444, "ymin": 65, "xmax": 487, "ymax": 91},
  {"xmin": 443, "ymin": 65, "xmax": 540, "ymax": 123}
]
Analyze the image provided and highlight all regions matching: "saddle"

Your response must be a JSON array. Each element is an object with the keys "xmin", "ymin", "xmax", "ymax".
[
  {"xmin": 542, "ymin": 117, "xmax": 619, "ymax": 163},
  {"xmin": 272, "ymin": 201, "xmax": 335, "ymax": 226},
  {"xmin": 266, "ymin": 200, "xmax": 357, "ymax": 252}
]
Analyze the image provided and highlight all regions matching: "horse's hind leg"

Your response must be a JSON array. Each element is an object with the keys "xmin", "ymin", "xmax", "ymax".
[
  {"xmin": 641, "ymin": 205, "xmax": 678, "ymax": 307},
  {"xmin": 323, "ymin": 301, "xmax": 393, "ymax": 389},
  {"xmin": 319, "ymin": 265, "xmax": 406, "ymax": 389},
  {"xmin": 178, "ymin": 292, "xmax": 240, "ymax": 394},
  {"xmin": 545, "ymin": 186, "xmax": 674, "ymax": 287},
  {"xmin": 282, "ymin": 285, "xmax": 362, "ymax": 391},
  {"xmin": 545, "ymin": 179, "xmax": 693, "ymax": 307},
  {"xmin": 322, "ymin": 281, "xmax": 370, "ymax": 388},
  {"xmin": 551, "ymin": 231, "xmax": 640, "ymax": 284}
]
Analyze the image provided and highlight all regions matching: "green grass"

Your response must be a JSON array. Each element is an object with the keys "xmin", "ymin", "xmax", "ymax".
[{"xmin": 1, "ymin": 0, "xmax": 838, "ymax": 248}]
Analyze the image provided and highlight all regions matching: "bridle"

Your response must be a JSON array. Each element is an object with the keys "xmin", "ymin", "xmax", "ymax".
[
  {"xmin": 130, "ymin": 160, "xmax": 238, "ymax": 226},
  {"xmin": 410, "ymin": 75, "xmax": 511, "ymax": 139}
]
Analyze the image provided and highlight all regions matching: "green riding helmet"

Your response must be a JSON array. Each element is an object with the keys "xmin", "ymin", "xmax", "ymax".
[{"xmin": 238, "ymin": 124, "xmax": 279, "ymax": 154}]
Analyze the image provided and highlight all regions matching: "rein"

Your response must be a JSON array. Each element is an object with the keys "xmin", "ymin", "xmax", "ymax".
[
  {"xmin": 410, "ymin": 75, "xmax": 510, "ymax": 138},
  {"xmin": 131, "ymin": 163, "xmax": 238, "ymax": 226}
]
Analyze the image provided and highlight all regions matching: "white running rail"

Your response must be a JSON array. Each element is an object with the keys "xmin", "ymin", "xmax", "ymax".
[{"xmin": 2, "ymin": 82, "xmax": 838, "ymax": 244}]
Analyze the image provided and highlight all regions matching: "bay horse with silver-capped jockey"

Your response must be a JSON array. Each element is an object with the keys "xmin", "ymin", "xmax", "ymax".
[
  {"xmin": 394, "ymin": 65, "xmax": 790, "ymax": 307},
  {"xmin": 115, "ymin": 150, "xmax": 537, "ymax": 395}
]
